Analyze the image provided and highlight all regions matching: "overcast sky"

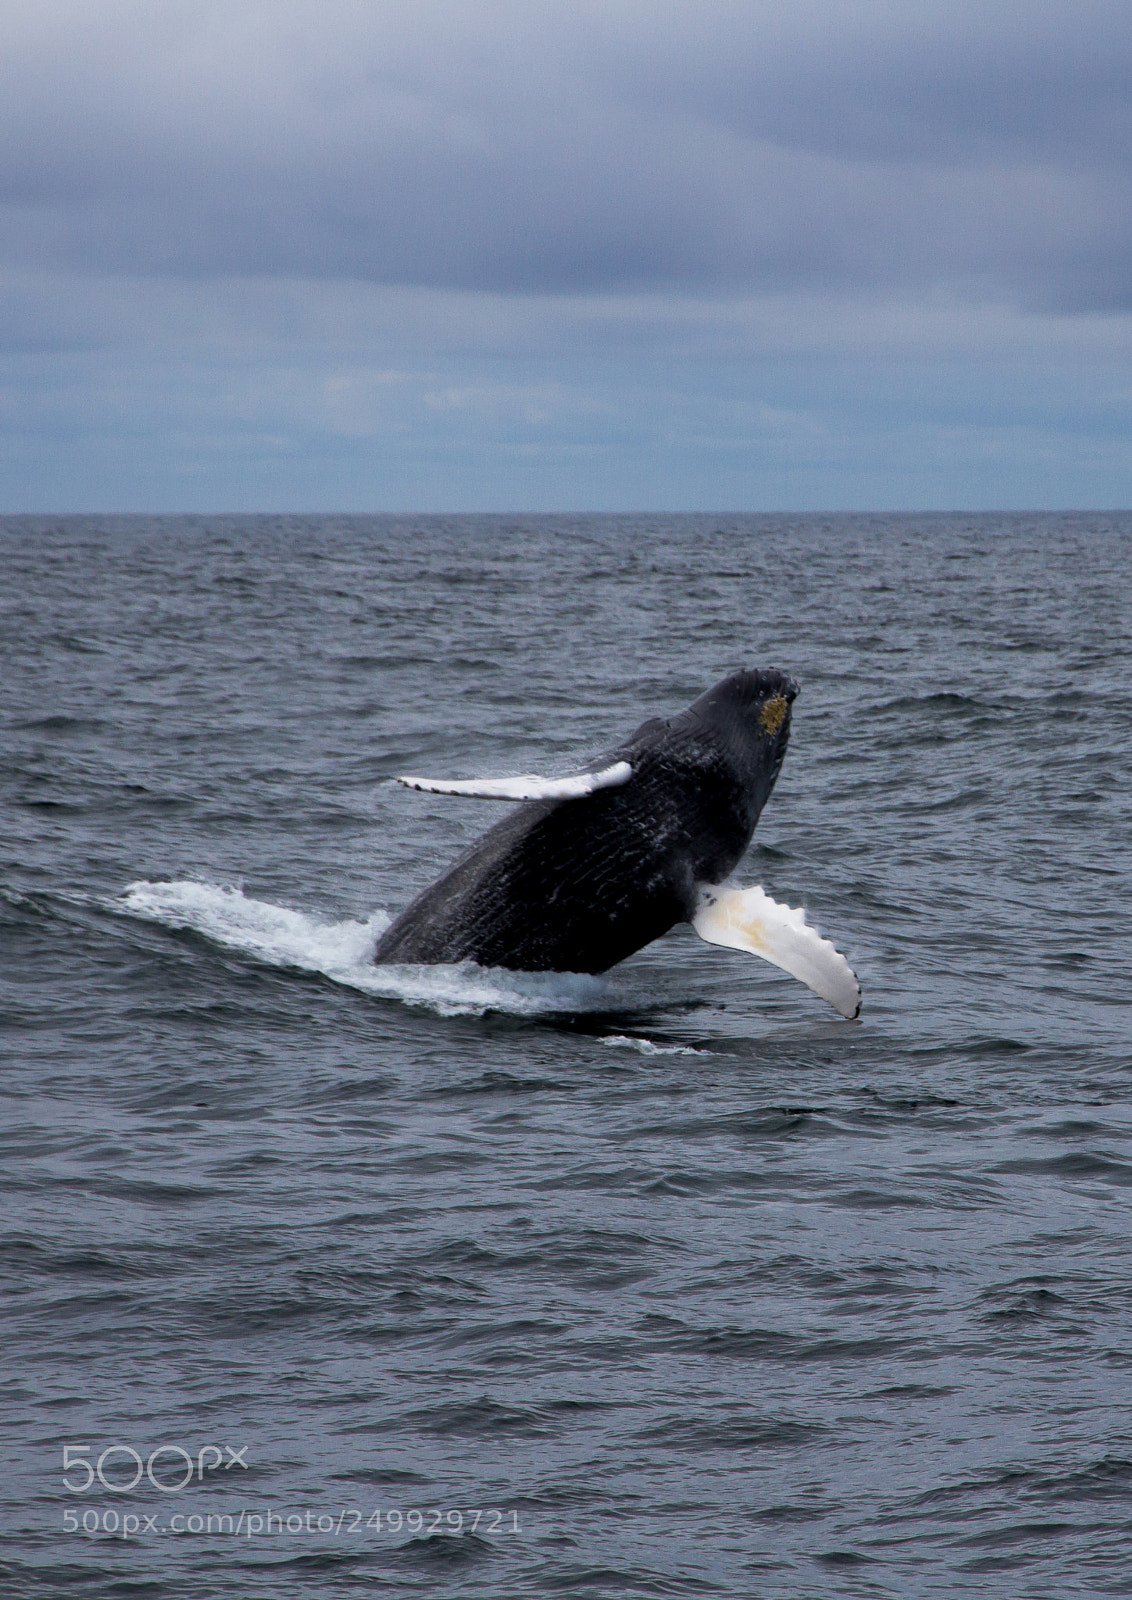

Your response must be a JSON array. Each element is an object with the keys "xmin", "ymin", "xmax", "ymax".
[{"xmin": 3, "ymin": 0, "xmax": 1131, "ymax": 510}]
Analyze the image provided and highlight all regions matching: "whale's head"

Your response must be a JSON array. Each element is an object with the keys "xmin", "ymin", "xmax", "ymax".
[
  {"xmin": 686, "ymin": 667, "xmax": 799, "ymax": 827},
  {"xmin": 689, "ymin": 667, "xmax": 798, "ymax": 746}
]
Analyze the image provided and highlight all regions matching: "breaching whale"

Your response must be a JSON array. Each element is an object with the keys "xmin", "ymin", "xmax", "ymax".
[{"xmin": 374, "ymin": 669, "xmax": 860, "ymax": 1018}]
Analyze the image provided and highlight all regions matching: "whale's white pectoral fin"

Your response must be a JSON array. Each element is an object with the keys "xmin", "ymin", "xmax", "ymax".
[
  {"xmin": 396, "ymin": 760, "xmax": 632, "ymax": 802},
  {"xmin": 692, "ymin": 884, "xmax": 861, "ymax": 1020}
]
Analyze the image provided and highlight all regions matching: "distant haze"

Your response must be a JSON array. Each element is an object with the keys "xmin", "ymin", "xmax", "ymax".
[{"xmin": 3, "ymin": 0, "xmax": 1130, "ymax": 510}]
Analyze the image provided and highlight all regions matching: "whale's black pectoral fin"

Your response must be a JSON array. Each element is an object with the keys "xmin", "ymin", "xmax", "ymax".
[
  {"xmin": 395, "ymin": 760, "xmax": 632, "ymax": 801},
  {"xmin": 692, "ymin": 884, "xmax": 862, "ymax": 1020}
]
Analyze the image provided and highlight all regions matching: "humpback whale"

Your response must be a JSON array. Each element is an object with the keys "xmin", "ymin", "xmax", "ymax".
[{"xmin": 375, "ymin": 669, "xmax": 860, "ymax": 1018}]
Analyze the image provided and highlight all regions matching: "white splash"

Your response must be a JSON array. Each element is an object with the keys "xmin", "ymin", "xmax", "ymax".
[
  {"xmin": 600, "ymin": 1034, "xmax": 710, "ymax": 1056},
  {"xmin": 118, "ymin": 879, "xmax": 621, "ymax": 1018}
]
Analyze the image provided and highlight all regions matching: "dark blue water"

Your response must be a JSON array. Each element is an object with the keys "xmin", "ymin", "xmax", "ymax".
[{"xmin": 2, "ymin": 514, "xmax": 1130, "ymax": 1598}]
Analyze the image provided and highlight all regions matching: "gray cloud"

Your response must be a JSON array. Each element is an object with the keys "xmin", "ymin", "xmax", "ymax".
[
  {"xmin": 4, "ymin": 1, "xmax": 1131, "ymax": 513},
  {"xmin": 2, "ymin": 0, "xmax": 1131, "ymax": 308}
]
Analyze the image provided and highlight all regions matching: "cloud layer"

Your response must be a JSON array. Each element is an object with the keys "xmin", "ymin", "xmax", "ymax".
[
  {"xmin": 4, "ymin": 0, "xmax": 1131, "ymax": 304},
  {"xmin": 2, "ymin": 1, "xmax": 1130, "ymax": 508}
]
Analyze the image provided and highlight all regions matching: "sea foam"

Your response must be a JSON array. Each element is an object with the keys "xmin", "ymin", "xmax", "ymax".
[{"xmin": 119, "ymin": 879, "xmax": 622, "ymax": 1018}]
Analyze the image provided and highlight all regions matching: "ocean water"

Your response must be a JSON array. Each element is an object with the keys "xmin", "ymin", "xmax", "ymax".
[{"xmin": 1, "ymin": 512, "xmax": 1130, "ymax": 1599}]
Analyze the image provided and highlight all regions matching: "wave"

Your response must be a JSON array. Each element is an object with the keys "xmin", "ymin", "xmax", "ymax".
[
  {"xmin": 117, "ymin": 879, "xmax": 621, "ymax": 1018},
  {"xmin": 600, "ymin": 1034, "xmax": 710, "ymax": 1057}
]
